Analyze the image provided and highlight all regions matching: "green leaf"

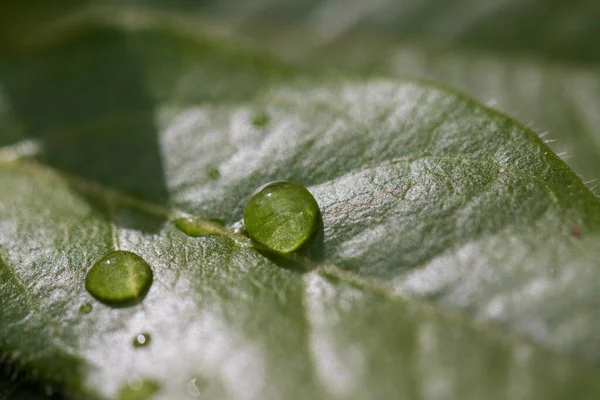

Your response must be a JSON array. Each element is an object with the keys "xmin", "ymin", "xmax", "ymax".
[{"xmin": 2, "ymin": 5, "xmax": 600, "ymax": 400}]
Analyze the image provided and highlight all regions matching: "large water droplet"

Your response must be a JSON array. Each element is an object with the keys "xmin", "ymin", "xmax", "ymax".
[
  {"xmin": 243, "ymin": 181, "xmax": 321, "ymax": 253},
  {"xmin": 132, "ymin": 333, "xmax": 151, "ymax": 348},
  {"xmin": 85, "ymin": 251, "xmax": 153, "ymax": 307},
  {"xmin": 118, "ymin": 375, "xmax": 159, "ymax": 400},
  {"xmin": 175, "ymin": 216, "xmax": 225, "ymax": 237}
]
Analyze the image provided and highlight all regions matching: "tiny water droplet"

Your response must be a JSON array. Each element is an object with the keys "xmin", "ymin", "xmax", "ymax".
[
  {"xmin": 133, "ymin": 333, "xmax": 151, "ymax": 348},
  {"xmin": 231, "ymin": 220, "xmax": 246, "ymax": 234},
  {"xmin": 244, "ymin": 181, "xmax": 321, "ymax": 253},
  {"xmin": 118, "ymin": 375, "xmax": 160, "ymax": 400},
  {"xmin": 79, "ymin": 302, "xmax": 93, "ymax": 314},
  {"xmin": 251, "ymin": 113, "xmax": 269, "ymax": 127},
  {"xmin": 175, "ymin": 216, "xmax": 225, "ymax": 237},
  {"xmin": 186, "ymin": 377, "xmax": 209, "ymax": 398},
  {"xmin": 85, "ymin": 251, "xmax": 153, "ymax": 307}
]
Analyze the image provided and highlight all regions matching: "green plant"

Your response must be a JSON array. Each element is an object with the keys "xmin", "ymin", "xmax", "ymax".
[{"xmin": 2, "ymin": 1, "xmax": 600, "ymax": 399}]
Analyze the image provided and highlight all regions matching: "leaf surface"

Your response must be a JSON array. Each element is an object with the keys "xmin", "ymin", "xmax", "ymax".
[{"xmin": 1, "ymin": 6, "xmax": 600, "ymax": 400}]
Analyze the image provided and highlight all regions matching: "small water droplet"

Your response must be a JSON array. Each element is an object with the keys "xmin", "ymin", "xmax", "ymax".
[
  {"xmin": 79, "ymin": 302, "xmax": 93, "ymax": 314},
  {"xmin": 251, "ymin": 113, "xmax": 269, "ymax": 127},
  {"xmin": 133, "ymin": 333, "xmax": 151, "ymax": 348},
  {"xmin": 231, "ymin": 220, "xmax": 246, "ymax": 234},
  {"xmin": 175, "ymin": 216, "xmax": 225, "ymax": 237},
  {"xmin": 85, "ymin": 251, "xmax": 153, "ymax": 307},
  {"xmin": 186, "ymin": 377, "xmax": 209, "ymax": 397},
  {"xmin": 244, "ymin": 181, "xmax": 321, "ymax": 253},
  {"xmin": 118, "ymin": 375, "xmax": 160, "ymax": 400}
]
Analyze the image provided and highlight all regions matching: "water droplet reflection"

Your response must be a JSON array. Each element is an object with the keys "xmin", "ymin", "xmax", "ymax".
[{"xmin": 118, "ymin": 375, "xmax": 160, "ymax": 400}]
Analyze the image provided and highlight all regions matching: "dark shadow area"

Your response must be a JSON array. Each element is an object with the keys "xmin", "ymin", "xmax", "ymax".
[
  {"xmin": 0, "ymin": 27, "xmax": 168, "ymax": 231},
  {"xmin": 0, "ymin": 351, "xmax": 86, "ymax": 400},
  {"xmin": 0, "ymin": 376, "xmax": 65, "ymax": 400}
]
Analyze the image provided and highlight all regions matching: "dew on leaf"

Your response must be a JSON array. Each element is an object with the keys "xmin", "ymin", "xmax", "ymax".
[
  {"xmin": 118, "ymin": 375, "xmax": 160, "ymax": 400},
  {"xmin": 174, "ymin": 216, "xmax": 225, "ymax": 237},
  {"xmin": 79, "ymin": 302, "xmax": 93, "ymax": 314},
  {"xmin": 85, "ymin": 250, "xmax": 153, "ymax": 307},
  {"xmin": 186, "ymin": 377, "xmax": 209, "ymax": 397},
  {"xmin": 243, "ymin": 181, "xmax": 321, "ymax": 253},
  {"xmin": 132, "ymin": 333, "xmax": 151, "ymax": 348}
]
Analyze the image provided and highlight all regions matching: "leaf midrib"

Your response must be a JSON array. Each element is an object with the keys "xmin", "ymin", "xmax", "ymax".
[{"xmin": 2, "ymin": 143, "xmax": 600, "ymax": 375}]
